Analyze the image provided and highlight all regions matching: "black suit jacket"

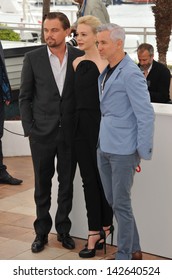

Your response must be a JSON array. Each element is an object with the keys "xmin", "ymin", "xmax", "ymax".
[
  {"xmin": 19, "ymin": 44, "xmax": 83, "ymax": 144},
  {"xmin": 0, "ymin": 41, "xmax": 12, "ymax": 102},
  {"xmin": 138, "ymin": 60, "xmax": 171, "ymax": 103}
]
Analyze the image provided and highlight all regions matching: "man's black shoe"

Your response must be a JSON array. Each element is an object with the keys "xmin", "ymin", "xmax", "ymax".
[
  {"xmin": 0, "ymin": 173, "xmax": 23, "ymax": 185},
  {"xmin": 31, "ymin": 235, "xmax": 48, "ymax": 253},
  {"xmin": 57, "ymin": 233, "xmax": 75, "ymax": 249}
]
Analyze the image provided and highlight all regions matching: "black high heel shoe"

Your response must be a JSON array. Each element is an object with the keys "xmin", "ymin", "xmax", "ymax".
[
  {"xmin": 79, "ymin": 230, "xmax": 106, "ymax": 258},
  {"xmin": 96, "ymin": 225, "xmax": 114, "ymax": 250},
  {"xmin": 105, "ymin": 225, "xmax": 114, "ymax": 246}
]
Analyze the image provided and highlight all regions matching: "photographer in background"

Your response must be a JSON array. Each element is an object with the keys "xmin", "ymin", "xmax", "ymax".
[
  {"xmin": 69, "ymin": 0, "xmax": 110, "ymax": 46},
  {"xmin": 103, "ymin": 0, "xmax": 112, "ymax": 6},
  {"xmin": 137, "ymin": 43, "xmax": 171, "ymax": 103}
]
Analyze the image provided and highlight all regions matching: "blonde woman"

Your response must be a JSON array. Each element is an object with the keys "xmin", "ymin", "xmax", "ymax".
[{"xmin": 73, "ymin": 15, "xmax": 113, "ymax": 258}]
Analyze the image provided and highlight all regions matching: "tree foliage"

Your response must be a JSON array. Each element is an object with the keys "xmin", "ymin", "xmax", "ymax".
[{"xmin": 0, "ymin": 24, "xmax": 20, "ymax": 41}]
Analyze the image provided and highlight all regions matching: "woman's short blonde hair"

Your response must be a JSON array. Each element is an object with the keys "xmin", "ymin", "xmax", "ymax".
[{"xmin": 77, "ymin": 15, "xmax": 101, "ymax": 34}]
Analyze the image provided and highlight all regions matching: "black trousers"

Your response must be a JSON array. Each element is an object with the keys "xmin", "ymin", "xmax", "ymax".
[
  {"xmin": 29, "ymin": 128, "xmax": 76, "ymax": 236},
  {"xmin": 75, "ymin": 118, "xmax": 113, "ymax": 231}
]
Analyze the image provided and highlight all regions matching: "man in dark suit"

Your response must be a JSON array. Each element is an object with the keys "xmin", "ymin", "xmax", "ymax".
[
  {"xmin": 0, "ymin": 41, "xmax": 22, "ymax": 185},
  {"xmin": 137, "ymin": 43, "xmax": 171, "ymax": 103},
  {"xmin": 19, "ymin": 12, "xmax": 83, "ymax": 253}
]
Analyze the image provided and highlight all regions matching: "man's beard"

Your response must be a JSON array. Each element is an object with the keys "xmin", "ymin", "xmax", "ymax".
[
  {"xmin": 140, "ymin": 64, "xmax": 150, "ymax": 71},
  {"xmin": 46, "ymin": 39, "xmax": 63, "ymax": 48}
]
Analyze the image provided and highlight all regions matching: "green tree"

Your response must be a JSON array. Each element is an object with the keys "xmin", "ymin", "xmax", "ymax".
[
  {"xmin": 0, "ymin": 24, "xmax": 20, "ymax": 41},
  {"xmin": 152, "ymin": 0, "xmax": 172, "ymax": 65}
]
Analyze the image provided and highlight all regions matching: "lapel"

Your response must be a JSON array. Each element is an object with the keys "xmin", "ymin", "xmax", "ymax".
[
  {"xmin": 147, "ymin": 59, "xmax": 155, "ymax": 78},
  {"xmin": 61, "ymin": 45, "xmax": 73, "ymax": 97},
  {"xmin": 99, "ymin": 54, "xmax": 130, "ymax": 101},
  {"xmin": 99, "ymin": 65, "xmax": 121, "ymax": 101},
  {"xmin": 40, "ymin": 46, "xmax": 61, "ymax": 96}
]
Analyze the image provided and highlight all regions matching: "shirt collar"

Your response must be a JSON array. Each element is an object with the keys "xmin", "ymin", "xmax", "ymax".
[
  {"xmin": 147, "ymin": 63, "xmax": 153, "ymax": 73},
  {"xmin": 47, "ymin": 45, "xmax": 68, "ymax": 58}
]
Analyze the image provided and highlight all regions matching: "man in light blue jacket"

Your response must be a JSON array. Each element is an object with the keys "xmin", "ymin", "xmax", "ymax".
[{"xmin": 97, "ymin": 23, "xmax": 154, "ymax": 260}]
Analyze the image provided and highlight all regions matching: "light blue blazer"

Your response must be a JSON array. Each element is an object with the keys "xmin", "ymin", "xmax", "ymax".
[{"xmin": 98, "ymin": 54, "xmax": 154, "ymax": 160}]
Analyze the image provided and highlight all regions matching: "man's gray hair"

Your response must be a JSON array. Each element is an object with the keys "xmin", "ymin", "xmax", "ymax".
[
  {"xmin": 137, "ymin": 43, "xmax": 154, "ymax": 56},
  {"xmin": 97, "ymin": 23, "xmax": 125, "ymax": 43}
]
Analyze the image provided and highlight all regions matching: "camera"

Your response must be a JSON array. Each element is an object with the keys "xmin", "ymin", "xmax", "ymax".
[
  {"xmin": 67, "ymin": 37, "xmax": 78, "ymax": 47},
  {"xmin": 67, "ymin": 30, "xmax": 78, "ymax": 47}
]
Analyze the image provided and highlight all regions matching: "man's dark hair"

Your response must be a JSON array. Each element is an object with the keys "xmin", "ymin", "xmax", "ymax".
[{"xmin": 43, "ymin": 12, "xmax": 70, "ymax": 30}]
